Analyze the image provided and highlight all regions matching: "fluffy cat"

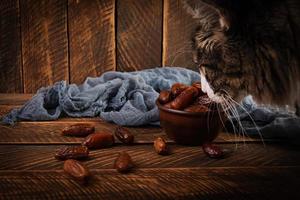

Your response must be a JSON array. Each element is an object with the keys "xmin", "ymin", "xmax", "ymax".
[{"xmin": 186, "ymin": 0, "xmax": 300, "ymax": 115}]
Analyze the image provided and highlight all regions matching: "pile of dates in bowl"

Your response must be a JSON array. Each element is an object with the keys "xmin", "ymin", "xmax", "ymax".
[{"xmin": 156, "ymin": 82, "xmax": 227, "ymax": 145}]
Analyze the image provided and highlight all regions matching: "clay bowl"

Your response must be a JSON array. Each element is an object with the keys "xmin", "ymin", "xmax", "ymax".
[{"xmin": 156, "ymin": 100, "xmax": 226, "ymax": 145}]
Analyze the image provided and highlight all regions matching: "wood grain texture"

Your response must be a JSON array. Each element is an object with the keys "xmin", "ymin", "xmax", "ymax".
[
  {"xmin": 0, "ymin": 93, "xmax": 32, "ymax": 105},
  {"xmin": 163, "ymin": 0, "xmax": 199, "ymax": 70},
  {"xmin": 0, "ymin": 0, "xmax": 23, "ymax": 93},
  {"xmin": 0, "ymin": 94, "xmax": 275, "ymax": 144},
  {"xmin": 68, "ymin": 0, "xmax": 115, "ymax": 84},
  {"xmin": 0, "ymin": 144, "xmax": 299, "ymax": 170},
  {"xmin": 0, "ymin": 120, "xmax": 166, "ymax": 144},
  {"xmin": 21, "ymin": 0, "xmax": 68, "ymax": 93},
  {"xmin": 0, "ymin": 105, "xmax": 20, "ymax": 118},
  {"xmin": 0, "ymin": 167, "xmax": 299, "ymax": 199},
  {"xmin": 117, "ymin": 0, "xmax": 163, "ymax": 71},
  {"xmin": 0, "ymin": 119, "xmax": 268, "ymax": 144}
]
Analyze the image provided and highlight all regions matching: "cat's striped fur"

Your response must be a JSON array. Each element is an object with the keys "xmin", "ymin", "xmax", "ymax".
[{"xmin": 186, "ymin": 0, "xmax": 300, "ymax": 113}]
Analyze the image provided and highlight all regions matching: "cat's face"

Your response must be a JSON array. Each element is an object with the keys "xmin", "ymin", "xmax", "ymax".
[
  {"xmin": 195, "ymin": 26, "xmax": 255, "ymax": 103},
  {"xmin": 193, "ymin": 0, "xmax": 295, "ymax": 105},
  {"xmin": 194, "ymin": 14, "xmax": 250, "ymax": 103},
  {"xmin": 195, "ymin": 28, "xmax": 249, "ymax": 103}
]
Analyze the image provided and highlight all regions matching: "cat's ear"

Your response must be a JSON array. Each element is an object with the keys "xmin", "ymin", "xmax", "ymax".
[{"xmin": 201, "ymin": 0, "xmax": 233, "ymax": 31}]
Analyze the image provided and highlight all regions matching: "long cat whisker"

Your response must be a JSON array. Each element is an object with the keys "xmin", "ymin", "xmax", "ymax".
[
  {"xmin": 207, "ymin": 102, "xmax": 211, "ymax": 135},
  {"xmin": 223, "ymin": 96, "xmax": 251, "ymax": 147},
  {"xmin": 170, "ymin": 50, "xmax": 194, "ymax": 66},
  {"xmin": 226, "ymin": 99, "xmax": 249, "ymax": 147},
  {"xmin": 216, "ymin": 101, "xmax": 232, "ymax": 142},
  {"xmin": 162, "ymin": 44, "xmax": 195, "ymax": 66},
  {"xmin": 220, "ymin": 97, "xmax": 240, "ymax": 148},
  {"xmin": 222, "ymin": 95, "xmax": 248, "ymax": 144},
  {"xmin": 226, "ymin": 99, "xmax": 246, "ymax": 147},
  {"xmin": 224, "ymin": 93, "xmax": 265, "ymax": 147},
  {"xmin": 219, "ymin": 89, "xmax": 263, "ymax": 143}
]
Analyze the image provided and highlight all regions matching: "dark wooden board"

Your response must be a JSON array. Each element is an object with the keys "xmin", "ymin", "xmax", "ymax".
[
  {"xmin": 68, "ymin": 0, "xmax": 115, "ymax": 84},
  {"xmin": 0, "ymin": 143, "xmax": 298, "ymax": 170},
  {"xmin": 117, "ymin": 0, "xmax": 163, "ymax": 71},
  {"xmin": 163, "ymin": 0, "xmax": 200, "ymax": 70},
  {"xmin": 21, "ymin": 0, "xmax": 69, "ymax": 93},
  {"xmin": 0, "ymin": 167, "xmax": 299, "ymax": 199},
  {"xmin": 0, "ymin": 94, "xmax": 32, "ymax": 105},
  {"xmin": 0, "ymin": 120, "xmax": 167, "ymax": 144},
  {"xmin": 0, "ymin": 119, "xmax": 267, "ymax": 144},
  {"xmin": 0, "ymin": 0, "xmax": 23, "ymax": 93},
  {"xmin": 0, "ymin": 94, "xmax": 266, "ymax": 144},
  {"xmin": 0, "ymin": 105, "xmax": 20, "ymax": 119}
]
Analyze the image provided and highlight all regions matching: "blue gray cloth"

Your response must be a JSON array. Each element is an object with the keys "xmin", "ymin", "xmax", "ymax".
[
  {"xmin": 230, "ymin": 96, "xmax": 300, "ymax": 142},
  {"xmin": 2, "ymin": 67, "xmax": 200, "ymax": 126},
  {"xmin": 2, "ymin": 67, "xmax": 300, "ymax": 141}
]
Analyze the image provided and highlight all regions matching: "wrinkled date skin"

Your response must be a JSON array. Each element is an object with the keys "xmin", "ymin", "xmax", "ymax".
[
  {"xmin": 63, "ymin": 159, "xmax": 90, "ymax": 182},
  {"xmin": 171, "ymin": 83, "xmax": 188, "ymax": 97},
  {"xmin": 153, "ymin": 137, "xmax": 169, "ymax": 155},
  {"xmin": 82, "ymin": 132, "xmax": 114, "ymax": 149},
  {"xmin": 114, "ymin": 126, "xmax": 134, "ymax": 145},
  {"xmin": 170, "ymin": 86, "xmax": 199, "ymax": 110},
  {"xmin": 114, "ymin": 152, "xmax": 134, "ymax": 173},
  {"xmin": 202, "ymin": 143, "xmax": 224, "ymax": 158},
  {"xmin": 163, "ymin": 102, "xmax": 172, "ymax": 109},
  {"xmin": 192, "ymin": 82, "xmax": 205, "ymax": 96},
  {"xmin": 191, "ymin": 82, "xmax": 201, "ymax": 91},
  {"xmin": 158, "ymin": 90, "xmax": 172, "ymax": 104},
  {"xmin": 62, "ymin": 124, "xmax": 95, "ymax": 137},
  {"xmin": 160, "ymin": 82, "xmax": 221, "ymax": 112},
  {"xmin": 55, "ymin": 145, "xmax": 89, "ymax": 160}
]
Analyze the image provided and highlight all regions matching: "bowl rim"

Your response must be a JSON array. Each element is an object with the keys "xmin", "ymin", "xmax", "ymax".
[{"xmin": 156, "ymin": 100, "xmax": 222, "ymax": 116}]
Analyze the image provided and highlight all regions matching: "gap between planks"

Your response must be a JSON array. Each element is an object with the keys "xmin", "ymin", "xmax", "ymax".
[
  {"xmin": 0, "ymin": 120, "xmax": 272, "ymax": 145},
  {"xmin": 0, "ymin": 143, "xmax": 299, "ymax": 170},
  {"xmin": 0, "ymin": 94, "xmax": 279, "ymax": 144}
]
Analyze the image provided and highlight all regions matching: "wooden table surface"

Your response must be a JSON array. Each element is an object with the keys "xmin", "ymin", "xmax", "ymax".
[{"xmin": 0, "ymin": 94, "xmax": 299, "ymax": 200}]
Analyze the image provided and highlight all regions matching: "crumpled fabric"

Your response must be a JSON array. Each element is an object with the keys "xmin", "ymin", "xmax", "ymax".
[
  {"xmin": 229, "ymin": 96, "xmax": 300, "ymax": 142},
  {"xmin": 2, "ymin": 67, "xmax": 200, "ymax": 126},
  {"xmin": 2, "ymin": 66, "xmax": 299, "ymax": 142}
]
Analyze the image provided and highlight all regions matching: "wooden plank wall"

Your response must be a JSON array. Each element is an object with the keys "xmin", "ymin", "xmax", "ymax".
[
  {"xmin": 0, "ymin": 0, "xmax": 201, "ymax": 93},
  {"xmin": 21, "ymin": 0, "xmax": 69, "ymax": 93},
  {"xmin": 68, "ymin": 0, "xmax": 116, "ymax": 84},
  {"xmin": 163, "ymin": 0, "xmax": 199, "ymax": 69},
  {"xmin": 0, "ymin": 0, "xmax": 22, "ymax": 93},
  {"xmin": 117, "ymin": 0, "xmax": 163, "ymax": 72}
]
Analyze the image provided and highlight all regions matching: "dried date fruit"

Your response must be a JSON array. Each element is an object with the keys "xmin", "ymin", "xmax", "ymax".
[
  {"xmin": 114, "ymin": 126, "xmax": 134, "ymax": 145},
  {"xmin": 170, "ymin": 86, "xmax": 199, "ymax": 110},
  {"xmin": 63, "ymin": 159, "xmax": 90, "ymax": 182},
  {"xmin": 192, "ymin": 82, "xmax": 201, "ymax": 90},
  {"xmin": 163, "ymin": 102, "xmax": 172, "ymax": 109},
  {"xmin": 184, "ymin": 105, "xmax": 209, "ymax": 113},
  {"xmin": 55, "ymin": 145, "xmax": 89, "ymax": 160},
  {"xmin": 114, "ymin": 152, "xmax": 134, "ymax": 173},
  {"xmin": 158, "ymin": 90, "xmax": 172, "ymax": 104},
  {"xmin": 62, "ymin": 124, "xmax": 95, "ymax": 137},
  {"xmin": 82, "ymin": 132, "xmax": 114, "ymax": 149},
  {"xmin": 171, "ymin": 83, "xmax": 188, "ymax": 97},
  {"xmin": 192, "ymin": 82, "xmax": 205, "ymax": 96},
  {"xmin": 153, "ymin": 137, "xmax": 169, "ymax": 155},
  {"xmin": 202, "ymin": 143, "xmax": 224, "ymax": 158}
]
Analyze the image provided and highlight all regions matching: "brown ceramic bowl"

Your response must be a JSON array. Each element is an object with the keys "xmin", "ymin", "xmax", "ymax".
[{"xmin": 156, "ymin": 100, "xmax": 226, "ymax": 145}]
